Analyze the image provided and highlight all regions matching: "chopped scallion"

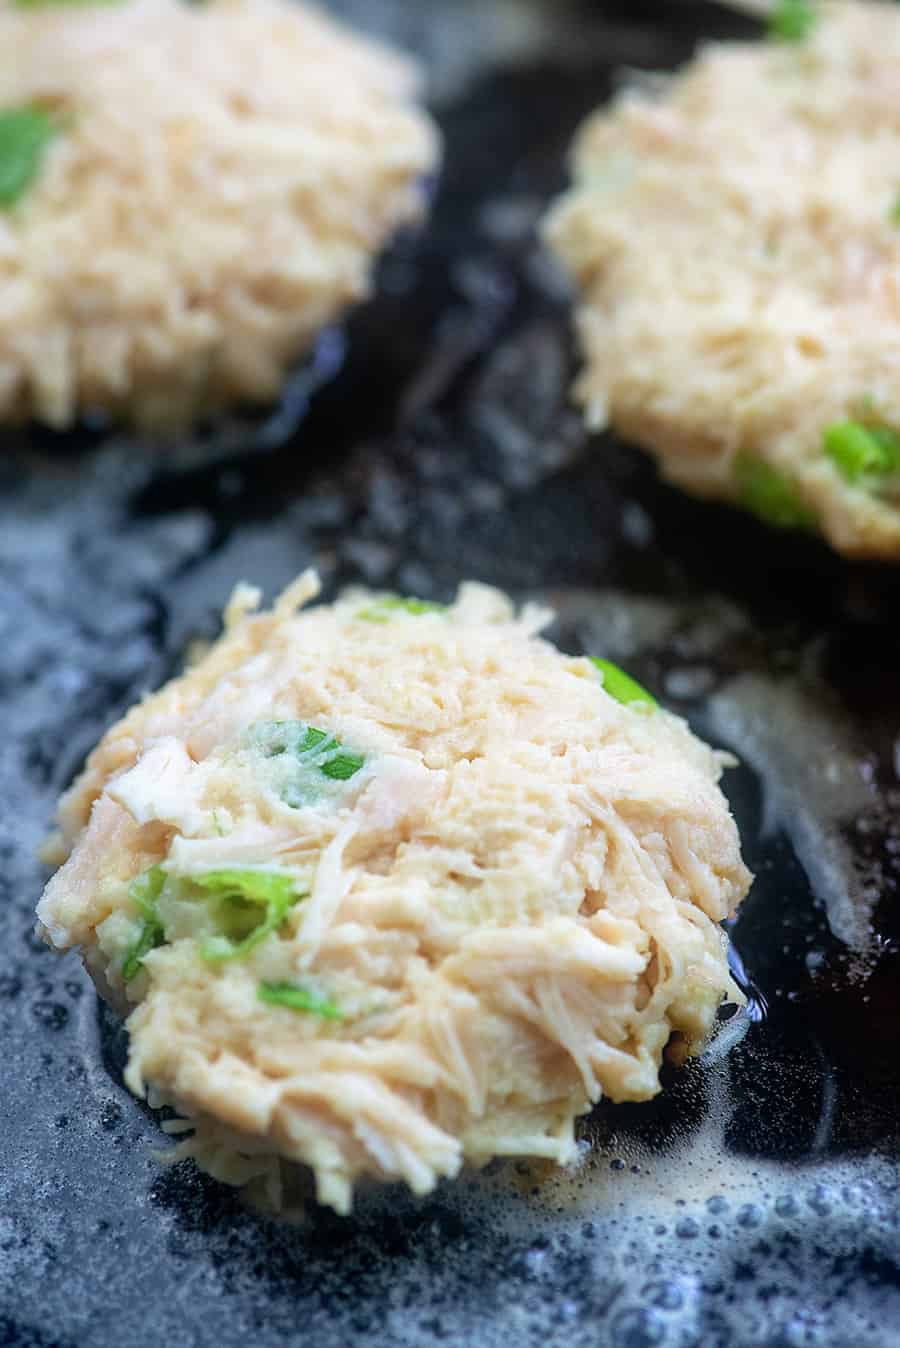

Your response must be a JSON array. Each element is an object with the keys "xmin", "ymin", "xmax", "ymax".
[
  {"xmin": 823, "ymin": 420, "xmax": 900, "ymax": 483},
  {"xmin": 0, "ymin": 106, "xmax": 59, "ymax": 209},
  {"xmin": 121, "ymin": 865, "xmax": 166, "ymax": 981},
  {"xmin": 590, "ymin": 657, "xmax": 656, "ymax": 709},
  {"xmin": 248, "ymin": 719, "xmax": 365, "ymax": 807},
  {"xmin": 319, "ymin": 751, "xmax": 366, "ymax": 781},
  {"xmin": 258, "ymin": 981, "xmax": 343, "ymax": 1019},
  {"xmin": 768, "ymin": 0, "xmax": 817, "ymax": 43},
  {"xmin": 734, "ymin": 453, "xmax": 817, "ymax": 531},
  {"xmin": 357, "ymin": 595, "xmax": 446, "ymax": 623},
  {"xmin": 194, "ymin": 868, "xmax": 304, "ymax": 963}
]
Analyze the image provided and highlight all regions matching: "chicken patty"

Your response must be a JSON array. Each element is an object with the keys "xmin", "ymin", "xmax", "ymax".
[
  {"xmin": 545, "ymin": 1, "xmax": 900, "ymax": 559},
  {"xmin": 0, "ymin": 0, "xmax": 437, "ymax": 431},
  {"xmin": 37, "ymin": 573, "xmax": 751, "ymax": 1213}
]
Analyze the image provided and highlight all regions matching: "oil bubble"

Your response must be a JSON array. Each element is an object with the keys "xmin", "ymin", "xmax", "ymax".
[
  {"xmin": 610, "ymin": 1307, "xmax": 667, "ymax": 1348},
  {"xmin": 31, "ymin": 1001, "xmax": 68, "ymax": 1031}
]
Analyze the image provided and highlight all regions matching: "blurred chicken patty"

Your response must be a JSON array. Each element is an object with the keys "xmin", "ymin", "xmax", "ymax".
[
  {"xmin": 546, "ymin": 1, "xmax": 900, "ymax": 559},
  {"xmin": 38, "ymin": 573, "xmax": 751, "ymax": 1214},
  {"xmin": 0, "ymin": 0, "xmax": 437, "ymax": 430}
]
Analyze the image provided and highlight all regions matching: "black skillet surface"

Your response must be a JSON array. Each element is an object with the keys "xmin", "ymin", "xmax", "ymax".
[{"xmin": 3, "ymin": 3, "xmax": 900, "ymax": 1345}]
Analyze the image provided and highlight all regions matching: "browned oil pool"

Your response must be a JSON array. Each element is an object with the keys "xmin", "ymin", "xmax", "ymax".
[{"xmin": 2, "ymin": 2, "xmax": 900, "ymax": 1345}]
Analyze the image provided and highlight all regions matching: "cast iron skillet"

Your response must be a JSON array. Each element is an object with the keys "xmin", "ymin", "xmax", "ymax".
[{"xmin": 2, "ymin": 3, "xmax": 900, "ymax": 1344}]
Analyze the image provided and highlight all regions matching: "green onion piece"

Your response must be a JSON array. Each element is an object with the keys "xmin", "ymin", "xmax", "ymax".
[
  {"xmin": 823, "ymin": 421, "xmax": 900, "ymax": 483},
  {"xmin": 193, "ymin": 867, "xmax": 298, "ymax": 908},
  {"xmin": 319, "ymin": 751, "xmax": 366, "ymax": 781},
  {"xmin": 295, "ymin": 726, "xmax": 330, "ymax": 753},
  {"xmin": 357, "ymin": 595, "xmax": 446, "ymax": 623},
  {"xmin": 889, "ymin": 195, "xmax": 900, "ymax": 228},
  {"xmin": 734, "ymin": 453, "xmax": 817, "ymax": 531},
  {"xmin": 258, "ymin": 981, "xmax": 343, "ymax": 1020},
  {"xmin": 0, "ymin": 107, "xmax": 59, "ymax": 209},
  {"xmin": 122, "ymin": 920, "xmax": 164, "ymax": 982},
  {"xmin": 248, "ymin": 719, "xmax": 365, "ymax": 806},
  {"xmin": 193, "ymin": 869, "xmax": 304, "ymax": 963},
  {"xmin": 590, "ymin": 657, "xmax": 657, "ymax": 709},
  {"xmin": 871, "ymin": 427, "xmax": 900, "ymax": 460},
  {"xmin": 252, "ymin": 721, "xmax": 331, "ymax": 759},
  {"xmin": 768, "ymin": 0, "xmax": 817, "ymax": 43},
  {"xmin": 129, "ymin": 864, "xmax": 165, "ymax": 917},
  {"xmin": 122, "ymin": 866, "xmax": 166, "ymax": 981}
]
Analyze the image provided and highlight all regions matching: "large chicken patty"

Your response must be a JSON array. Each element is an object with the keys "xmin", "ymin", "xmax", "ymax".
[{"xmin": 37, "ymin": 573, "xmax": 751, "ymax": 1213}]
